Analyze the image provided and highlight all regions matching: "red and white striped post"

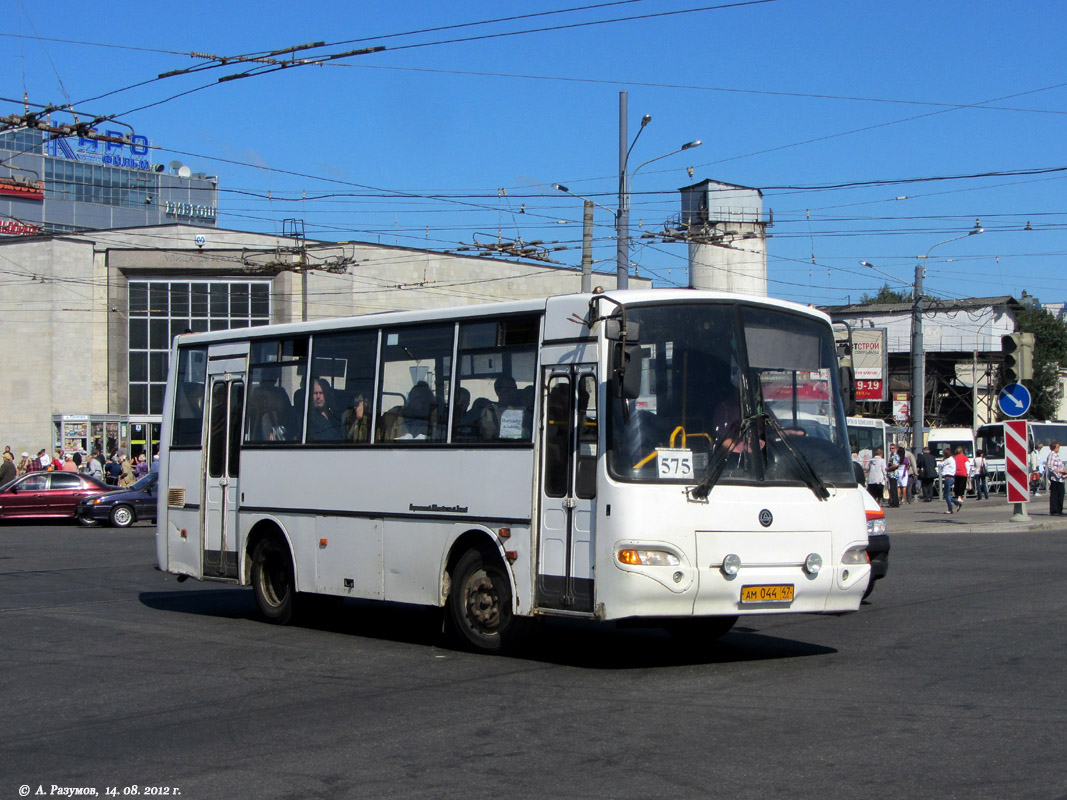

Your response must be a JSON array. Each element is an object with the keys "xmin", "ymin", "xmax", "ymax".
[{"xmin": 1005, "ymin": 419, "xmax": 1030, "ymax": 521}]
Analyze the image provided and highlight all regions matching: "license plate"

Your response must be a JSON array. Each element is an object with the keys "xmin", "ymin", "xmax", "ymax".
[{"xmin": 740, "ymin": 584, "xmax": 795, "ymax": 604}]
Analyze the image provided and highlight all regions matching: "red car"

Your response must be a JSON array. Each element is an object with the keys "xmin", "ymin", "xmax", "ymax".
[{"xmin": 0, "ymin": 471, "xmax": 115, "ymax": 521}]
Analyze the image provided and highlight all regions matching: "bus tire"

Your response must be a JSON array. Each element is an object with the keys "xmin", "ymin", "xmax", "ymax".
[
  {"xmin": 251, "ymin": 537, "xmax": 296, "ymax": 625},
  {"xmin": 447, "ymin": 548, "xmax": 518, "ymax": 653}
]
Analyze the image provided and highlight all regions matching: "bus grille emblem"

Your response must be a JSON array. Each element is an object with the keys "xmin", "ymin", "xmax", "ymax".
[{"xmin": 758, "ymin": 509, "xmax": 773, "ymax": 528}]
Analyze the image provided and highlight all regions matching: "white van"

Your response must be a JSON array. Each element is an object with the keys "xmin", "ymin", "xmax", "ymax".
[{"xmin": 926, "ymin": 426, "xmax": 976, "ymax": 458}]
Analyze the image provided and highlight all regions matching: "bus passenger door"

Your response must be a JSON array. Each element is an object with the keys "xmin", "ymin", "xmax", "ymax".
[
  {"xmin": 203, "ymin": 377, "xmax": 243, "ymax": 580},
  {"xmin": 537, "ymin": 367, "xmax": 597, "ymax": 613}
]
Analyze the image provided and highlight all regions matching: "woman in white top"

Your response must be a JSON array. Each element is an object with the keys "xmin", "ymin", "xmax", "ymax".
[{"xmin": 866, "ymin": 448, "xmax": 888, "ymax": 507}]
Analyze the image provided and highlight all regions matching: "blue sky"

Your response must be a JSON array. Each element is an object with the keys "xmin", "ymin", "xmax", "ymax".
[{"xmin": 4, "ymin": 0, "xmax": 1066, "ymax": 307}]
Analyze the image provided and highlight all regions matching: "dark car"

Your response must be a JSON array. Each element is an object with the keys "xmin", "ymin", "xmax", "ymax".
[
  {"xmin": 77, "ymin": 472, "xmax": 158, "ymax": 528},
  {"xmin": 0, "ymin": 471, "xmax": 115, "ymax": 521}
]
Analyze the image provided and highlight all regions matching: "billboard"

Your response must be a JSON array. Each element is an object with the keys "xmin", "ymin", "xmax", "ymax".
[
  {"xmin": 45, "ymin": 130, "xmax": 154, "ymax": 171},
  {"xmin": 852, "ymin": 328, "xmax": 888, "ymax": 402}
]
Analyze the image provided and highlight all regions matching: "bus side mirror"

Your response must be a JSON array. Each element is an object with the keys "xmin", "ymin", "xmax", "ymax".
[
  {"xmin": 604, "ymin": 319, "xmax": 640, "ymax": 342},
  {"xmin": 839, "ymin": 365, "xmax": 856, "ymax": 417},
  {"xmin": 614, "ymin": 343, "xmax": 642, "ymax": 400}
]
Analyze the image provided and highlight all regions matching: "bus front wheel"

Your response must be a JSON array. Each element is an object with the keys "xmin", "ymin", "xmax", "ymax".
[
  {"xmin": 448, "ymin": 549, "xmax": 517, "ymax": 653},
  {"xmin": 251, "ymin": 537, "xmax": 295, "ymax": 625}
]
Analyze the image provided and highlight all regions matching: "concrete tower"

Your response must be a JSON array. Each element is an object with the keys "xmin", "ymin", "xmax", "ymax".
[{"xmin": 679, "ymin": 179, "xmax": 769, "ymax": 295}]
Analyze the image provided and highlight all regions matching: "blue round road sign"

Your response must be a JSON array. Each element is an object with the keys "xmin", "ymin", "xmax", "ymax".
[{"xmin": 998, "ymin": 383, "xmax": 1031, "ymax": 418}]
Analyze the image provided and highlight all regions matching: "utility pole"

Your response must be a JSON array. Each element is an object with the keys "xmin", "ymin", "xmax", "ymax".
[
  {"xmin": 616, "ymin": 91, "xmax": 629, "ymax": 290},
  {"xmin": 580, "ymin": 200, "xmax": 593, "ymax": 293},
  {"xmin": 911, "ymin": 262, "xmax": 924, "ymax": 454}
]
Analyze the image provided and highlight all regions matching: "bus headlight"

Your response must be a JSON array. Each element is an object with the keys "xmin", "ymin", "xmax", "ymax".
[
  {"xmin": 721, "ymin": 553, "xmax": 742, "ymax": 577},
  {"xmin": 841, "ymin": 546, "xmax": 870, "ymax": 565},
  {"xmin": 804, "ymin": 553, "xmax": 823, "ymax": 576},
  {"xmin": 617, "ymin": 549, "xmax": 680, "ymax": 567}
]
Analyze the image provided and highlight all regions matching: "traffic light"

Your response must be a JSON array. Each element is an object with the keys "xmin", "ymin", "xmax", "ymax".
[{"xmin": 1002, "ymin": 332, "xmax": 1034, "ymax": 384}]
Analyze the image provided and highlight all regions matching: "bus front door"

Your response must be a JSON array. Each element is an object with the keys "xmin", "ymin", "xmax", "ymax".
[
  {"xmin": 203, "ymin": 377, "xmax": 243, "ymax": 580},
  {"xmin": 537, "ymin": 368, "xmax": 597, "ymax": 613}
]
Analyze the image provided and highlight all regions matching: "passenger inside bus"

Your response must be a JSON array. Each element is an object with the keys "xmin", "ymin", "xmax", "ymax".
[
  {"xmin": 306, "ymin": 378, "xmax": 345, "ymax": 442},
  {"xmin": 480, "ymin": 376, "xmax": 529, "ymax": 441},
  {"xmin": 343, "ymin": 394, "xmax": 370, "ymax": 443},
  {"xmin": 247, "ymin": 371, "xmax": 295, "ymax": 442}
]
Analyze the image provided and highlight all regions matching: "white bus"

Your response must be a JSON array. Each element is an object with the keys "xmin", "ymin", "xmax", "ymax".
[
  {"xmin": 156, "ymin": 289, "xmax": 872, "ymax": 652},
  {"xmin": 846, "ymin": 417, "xmax": 887, "ymax": 480},
  {"xmin": 976, "ymin": 420, "xmax": 1067, "ymax": 491}
]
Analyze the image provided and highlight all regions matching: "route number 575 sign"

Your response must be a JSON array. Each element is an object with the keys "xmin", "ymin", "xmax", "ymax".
[{"xmin": 657, "ymin": 449, "xmax": 694, "ymax": 479}]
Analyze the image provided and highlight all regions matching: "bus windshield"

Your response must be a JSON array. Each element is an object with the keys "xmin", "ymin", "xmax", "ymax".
[{"xmin": 608, "ymin": 302, "xmax": 853, "ymax": 488}]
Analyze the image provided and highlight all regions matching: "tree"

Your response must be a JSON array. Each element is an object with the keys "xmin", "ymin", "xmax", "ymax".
[
  {"xmin": 859, "ymin": 283, "xmax": 910, "ymax": 305},
  {"xmin": 1012, "ymin": 305, "xmax": 1067, "ymax": 420}
]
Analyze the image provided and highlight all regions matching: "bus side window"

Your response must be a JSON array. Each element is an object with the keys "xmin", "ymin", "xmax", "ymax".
[
  {"xmin": 377, "ymin": 324, "xmax": 453, "ymax": 444},
  {"xmin": 172, "ymin": 347, "xmax": 207, "ymax": 447},
  {"xmin": 453, "ymin": 315, "xmax": 539, "ymax": 444},
  {"xmin": 244, "ymin": 338, "xmax": 307, "ymax": 444}
]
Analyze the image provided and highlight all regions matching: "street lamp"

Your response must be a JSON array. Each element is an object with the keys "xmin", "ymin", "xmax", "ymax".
[
  {"xmin": 554, "ymin": 183, "xmax": 616, "ymax": 293},
  {"xmin": 615, "ymin": 91, "xmax": 701, "ymax": 289},
  {"xmin": 911, "ymin": 224, "xmax": 984, "ymax": 452}
]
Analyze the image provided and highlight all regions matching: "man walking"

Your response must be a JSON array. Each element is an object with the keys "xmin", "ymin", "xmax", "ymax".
[{"xmin": 917, "ymin": 445, "xmax": 937, "ymax": 502}]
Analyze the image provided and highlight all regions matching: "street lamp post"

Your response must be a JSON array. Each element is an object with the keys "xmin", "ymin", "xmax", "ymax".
[
  {"xmin": 614, "ymin": 91, "xmax": 701, "ymax": 290},
  {"xmin": 911, "ymin": 225, "xmax": 984, "ymax": 452},
  {"xmin": 553, "ymin": 184, "xmax": 618, "ymax": 293}
]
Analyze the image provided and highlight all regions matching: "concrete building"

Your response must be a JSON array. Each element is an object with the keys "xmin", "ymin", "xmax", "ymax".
[
  {"xmin": 0, "ymin": 225, "xmax": 645, "ymax": 458},
  {"xmin": 1, "ymin": 127, "xmax": 217, "ymax": 235}
]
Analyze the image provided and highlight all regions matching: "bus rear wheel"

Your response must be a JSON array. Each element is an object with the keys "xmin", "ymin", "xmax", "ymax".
[
  {"xmin": 251, "ymin": 537, "xmax": 295, "ymax": 625},
  {"xmin": 448, "ymin": 549, "xmax": 517, "ymax": 653}
]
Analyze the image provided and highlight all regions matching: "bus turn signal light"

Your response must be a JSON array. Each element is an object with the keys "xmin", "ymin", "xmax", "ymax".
[{"xmin": 617, "ymin": 549, "xmax": 680, "ymax": 567}]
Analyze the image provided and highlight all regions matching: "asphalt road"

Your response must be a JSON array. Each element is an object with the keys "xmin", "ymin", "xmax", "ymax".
[{"xmin": 1, "ymin": 520, "xmax": 1065, "ymax": 800}]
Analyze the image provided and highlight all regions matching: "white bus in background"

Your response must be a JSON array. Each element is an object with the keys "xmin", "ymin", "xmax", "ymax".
[
  {"xmin": 926, "ymin": 427, "xmax": 976, "ymax": 458},
  {"xmin": 976, "ymin": 420, "xmax": 1067, "ymax": 491},
  {"xmin": 846, "ymin": 417, "xmax": 887, "ymax": 480},
  {"xmin": 156, "ymin": 289, "xmax": 872, "ymax": 653}
]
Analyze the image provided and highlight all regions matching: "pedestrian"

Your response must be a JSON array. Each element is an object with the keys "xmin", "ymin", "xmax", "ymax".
[
  {"xmin": 953, "ymin": 445, "xmax": 972, "ymax": 511},
  {"xmin": 896, "ymin": 447, "xmax": 913, "ymax": 505},
  {"xmin": 867, "ymin": 447, "xmax": 887, "ymax": 507},
  {"xmin": 886, "ymin": 443, "xmax": 900, "ymax": 507},
  {"xmin": 940, "ymin": 447, "xmax": 962, "ymax": 513},
  {"xmin": 17, "ymin": 452, "xmax": 32, "ymax": 476},
  {"xmin": 917, "ymin": 445, "xmax": 938, "ymax": 502},
  {"xmin": 1047, "ymin": 441, "xmax": 1065, "ymax": 517},
  {"xmin": 104, "ymin": 454, "xmax": 122, "ymax": 486},
  {"xmin": 120, "ymin": 455, "xmax": 136, "ymax": 488},
  {"xmin": 133, "ymin": 453, "xmax": 149, "ymax": 480},
  {"xmin": 0, "ymin": 452, "xmax": 15, "ymax": 485},
  {"xmin": 37, "ymin": 449, "xmax": 50, "ymax": 471},
  {"xmin": 60, "ymin": 454, "xmax": 79, "ymax": 472},
  {"xmin": 972, "ymin": 449, "xmax": 990, "ymax": 500},
  {"xmin": 1030, "ymin": 444, "xmax": 1043, "ymax": 495},
  {"xmin": 87, "ymin": 450, "xmax": 105, "ymax": 482}
]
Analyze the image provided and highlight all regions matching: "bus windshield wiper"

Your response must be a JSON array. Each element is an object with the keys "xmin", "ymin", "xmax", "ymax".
[
  {"xmin": 688, "ymin": 413, "xmax": 758, "ymax": 500},
  {"xmin": 761, "ymin": 412, "xmax": 830, "ymax": 501}
]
